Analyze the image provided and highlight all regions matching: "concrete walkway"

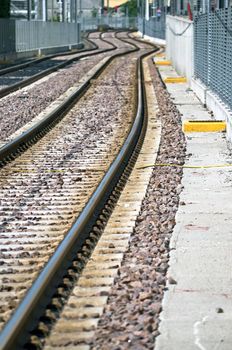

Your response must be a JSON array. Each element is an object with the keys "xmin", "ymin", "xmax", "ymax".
[{"xmin": 154, "ymin": 58, "xmax": 232, "ymax": 350}]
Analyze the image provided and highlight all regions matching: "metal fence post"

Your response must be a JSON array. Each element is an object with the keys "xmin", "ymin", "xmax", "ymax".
[
  {"xmin": 142, "ymin": 1, "xmax": 145, "ymax": 36},
  {"xmin": 27, "ymin": 0, "xmax": 31, "ymax": 20},
  {"xmin": 207, "ymin": 2, "xmax": 210, "ymax": 87}
]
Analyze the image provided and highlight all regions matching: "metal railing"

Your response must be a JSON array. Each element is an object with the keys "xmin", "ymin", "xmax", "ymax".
[
  {"xmin": 0, "ymin": 15, "xmax": 164, "ymax": 57},
  {"xmin": 80, "ymin": 16, "xmax": 138, "ymax": 31},
  {"xmin": 0, "ymin": 19, "xmax": 81, "ymax": 54},
  {"xmin": 167, "ymin": 0, "xmax": 202, "ymax": 17},
  {"xmin": 0, "ymin": 19, "xmax": 16, "ymax": 54},
  {"xmin": 137, "ymin": 15, "xmax": 166, "ymax": 40},
  {"xmin": 16, "ymin": 21, "xmax": 81, "ymax": 52},
  {"xmin": 0, "ymin": 17, "xmax": 137, "ymax": 56},
  {"xmin": 194, "ymin": 8, "xmax": 232, "ymax": 110}
]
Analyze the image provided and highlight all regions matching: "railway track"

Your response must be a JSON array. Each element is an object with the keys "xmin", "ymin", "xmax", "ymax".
[
  {"xmin": 0, "ymin": 32, "xmax": 134, "ymax": 146},
  {"xmin": 43, "ymin": 50, "xmax": 162, "ymax": 350},
  {"xmin": 0, "ymin": 34, "xmax": 98, "ymax": 74},
  {"xmin": 0, "ymin": 33, "xmax": 109, "ymax": 97},
  {"xmin": 0, "ymin": 33, "xmax": 158, "ymax": 349},
  {"xmin": 0, "ymin": 33, "xmax": 115, "ymax": 100}
]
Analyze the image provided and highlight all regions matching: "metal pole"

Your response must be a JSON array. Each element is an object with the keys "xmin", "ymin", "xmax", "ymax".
[
  {"xmin": 142, "ymin": 0, "xmax": 145, "ymax": 36},
  {"xmin": 42, "ymin": 0, "xmax": 46, "ymax": 21},
  {"xmin": 51, "ymin": 0, "xmax": 54, "ymax": 21},
  {"xmin": 75, "ymin": 0, "xmax": 77, "ymax": 22},
  {"xmin": 79, "ymin": 0, "xmax": 82, "ymax": 17},
  {"xmin": 207, "ymin": 0, "xmax": 211, "ymax": 88},
  {"xmin": 34, "ymin": 0, "xmax": 38, "ymax": 19},
  {"xmin": 73, "ymin": 0, "xmax": 74, "ymax": 21},
  {"xmin": 27, "ymin": 0, "xmax": 31, "ymax": 20},
  {"xmin": 145, "ymin": 0, "xmax": 149, "ymax": 20},
  {"xmin": 70, "ymin": 0, "xmax": 73, "ymax": 22},
  {"xmin": 137, "ymin": 0, "xmax": 140, "ymax": 16},
  {"xmin": 68, "ymin": 0, "xmax": 71, "ymax": 21},
  {"xmin": 45, "ymin": 0, "xmax": 48, "ymax": 21},
  {"xmin": 62, "ymin": 0, "xmax": 65, "ymax": 21}
]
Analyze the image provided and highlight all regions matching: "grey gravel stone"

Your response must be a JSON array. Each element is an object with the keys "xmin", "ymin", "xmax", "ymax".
[{"xmin": 90, "ymin": 56, "xmax": 186, "ymax": 350}]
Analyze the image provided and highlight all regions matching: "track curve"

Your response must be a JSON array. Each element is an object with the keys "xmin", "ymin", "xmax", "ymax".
[{"xmin": 0, "ymin": 32, "xmax": 158, "ymax": 350}]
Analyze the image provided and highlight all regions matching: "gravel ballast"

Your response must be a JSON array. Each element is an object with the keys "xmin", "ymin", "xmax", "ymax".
[
  {"xmin": 0, "ymin": 49, "xmax": 141, "ymax": 331},
  {"xmin": 90, "ymin": 57, "xmax": 186, "ymax": 350},
  {"xmin": 0, "ymin": 36, "xmax": 128, "ymax": 142}
]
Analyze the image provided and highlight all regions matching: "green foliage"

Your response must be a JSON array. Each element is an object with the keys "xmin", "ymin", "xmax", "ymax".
[
  {"xmin": 121, "ymin": 0, "xmax": 138, "ymax": 17},
  {"xmin": 0, "ymin": 0, "xmax": 10, "ymax": 18},
  {"xmin": 91, "ymin": 7, "xmax": 98, "ymax": 18},
  {"xmin": 51, "ymin": 15, "xmax": 60, "ymax": 22}
]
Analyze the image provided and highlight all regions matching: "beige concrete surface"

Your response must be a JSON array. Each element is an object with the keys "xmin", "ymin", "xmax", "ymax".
[{"xmin": 154, "ymin": 56, "xmax": 232, "ymax": 350}]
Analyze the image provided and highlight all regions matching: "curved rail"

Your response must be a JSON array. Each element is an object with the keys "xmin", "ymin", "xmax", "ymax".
[
  {"xmin": 0, "ymin": 35, "xmax": 116, "ymax": 99},
  {"xmin": 0, "ymin": 36, "xmax": 97, "ymax": 76},
  {"xmin": 0, "ymin": 34, "xmax": 135, "ymax": 167},
  {"xmin": 0, "ymin": 37, "xmax": 158, "ymax": 350}
]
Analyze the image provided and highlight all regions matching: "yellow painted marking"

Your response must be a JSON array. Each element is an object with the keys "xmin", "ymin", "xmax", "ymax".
[
  {"xmin": 183, "ymin": 120, "xmax": 226, "ymax": 132},
  {"xmin": 164, "ymin": 77, "xmax": 187, "ymax": 83},
  {"xmin": 137, "ymin": 163, "xmax": 232, "ymax": 170},
  {"xmin": 155, "ymin": 60, "xmax": 172, "ymax": 66}
]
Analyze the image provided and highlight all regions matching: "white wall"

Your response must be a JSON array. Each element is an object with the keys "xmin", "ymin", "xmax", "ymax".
[
  {"xmin": 191, "ymin": 77, "xmax": 232, "ymax": 143},
  {"xmin": 166, "ymin": 15, "xmax": 193, "ymax": 83},
  {"xmin": 166, "ymin": 15, "xmax": 232, "ymax": 142}
]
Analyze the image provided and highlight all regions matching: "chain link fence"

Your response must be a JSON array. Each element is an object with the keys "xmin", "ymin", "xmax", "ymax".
[
  {"xmin": 194, "ymin": 8, "xmax": 232, "ymax": 110},
  {"xmin": 80, "ymin": 16, "xmax": 138, "ymax": 31},
  {"xmin": 16, "ymin": 21, "xmax": 81, "ymax": 52},
  {"xmin": 0, "ymin": 15, "xmax": 164, "ymax": 57},
  {"xmin": 137, "ymin": 16, "xmax": 166, "ymax": 40},
  {"xmin": 0, "ymin": 17, "xmax": 137, "ymax": 56},
  {"xmin": 0, "ymin": 19, "xmax": 81, "ymax": 55},
  {"xmin": 0, "ymin": 19, "xmax": 16, "ymax": 54}
]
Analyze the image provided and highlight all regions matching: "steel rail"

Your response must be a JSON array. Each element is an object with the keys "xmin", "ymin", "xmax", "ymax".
[
  {"xmin": 0, "ymin": 36, "xmax": 96, "ymax": 77},
  {"xmin": 125, "ymin": 32, "xmax": 167, "ymax": 89},
  {"xmin": 0, "ymin": 35, "xmax": 117, "ymax": 99},
  {"xmin": 0, "ymin": 38, "xmax": 157, "ymax": 350},
  {"xmin": 0, "ymin": 34, "xmax": 135, "ymax": 167}
]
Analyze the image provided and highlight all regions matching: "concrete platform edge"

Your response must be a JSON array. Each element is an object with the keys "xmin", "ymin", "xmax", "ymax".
[
  {"xmin": 191, "ymin": 78, "xmax": 232, "ymax": 143},
  {"xmin": 155, "ymin": 56, "xmax": 232, "ymax": 350},
  {"xmin": 137, "ymin": 32, "xmax": 166, "ymax": 46}
]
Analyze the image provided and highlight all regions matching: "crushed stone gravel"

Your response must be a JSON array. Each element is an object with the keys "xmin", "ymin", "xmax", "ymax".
[
  {"xmin": 89, "ymin": 57, "xmax": 186, "ymax": 350},
  {"xmin": 0, "ymin": 36, "xmax": 120, "ymax": 142},
  {"xmin": 0, "ymin": 54, "xmax": 105, "ymax": 141}
]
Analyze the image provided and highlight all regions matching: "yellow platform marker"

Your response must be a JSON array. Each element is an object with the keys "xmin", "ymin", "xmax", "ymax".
[
  {"xmin": 164, "ymin": 77, "xmax": 187, "ymax": 83},
  {"xmin": 155, "ymin": 60, "xmax": 172, "ymax": 66},
  {"xmin": 183, "ymin": 120, "xmax": 226, "ymax": 132}
]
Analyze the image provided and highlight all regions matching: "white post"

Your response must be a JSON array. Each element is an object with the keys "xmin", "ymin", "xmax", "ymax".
[
  {"xmin": 34, "ymin": 0, "xmax": 38, "ymax": 19},
  {"xmin": 58, "ymin": 0, "xmax": 62, "ymax": 21},
  {"xmin": 202, "ymin": 0, "xmax": 207, "ymax": 12},
  {"xmin": 67, "ymin": 0, "xmax": 70, "ymax": 21},
  {"xmin": 42, "ymin": 0, "xmax": 46, "ymax": 21},
  {"xmin": 145, "ymin": 0, "xmax": 149, "ymax": 20}
]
